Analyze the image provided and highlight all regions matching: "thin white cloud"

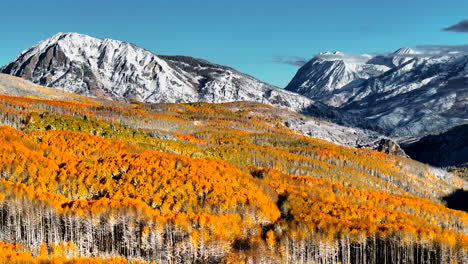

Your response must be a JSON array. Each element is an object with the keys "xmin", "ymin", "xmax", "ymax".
[
  {"xmin": 316, "ymin": 52, "xmax": 373, "ymax": 64},
  {"xmin": 414, "ymin": 45, "xmax": 468, "ymax": 56}
]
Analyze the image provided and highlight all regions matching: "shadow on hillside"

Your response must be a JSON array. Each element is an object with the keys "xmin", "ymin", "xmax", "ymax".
[{"xmin": 443, "ymin": 189, "xmax": 468, "ymax": 212}]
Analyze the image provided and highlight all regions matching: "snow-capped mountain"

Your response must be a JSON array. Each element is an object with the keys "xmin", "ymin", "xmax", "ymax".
[
  {"xmin": 367, "ymin": 47, "xmax": 421, "ymax": 69},
  {"xmin": 285, "ymin": 51, "xmax": 390, "ymax": 100},
  {"xmin": 1, "ymin": 32, "xmax": 316, "ymax": 112},
  {"xmin": 286, "ymin": 48, "xmax": 468, "ymax": 137}
]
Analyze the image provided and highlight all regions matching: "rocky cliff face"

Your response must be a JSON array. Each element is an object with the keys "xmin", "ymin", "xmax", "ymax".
[{"xmin": 372, "ymin": 138, "xmax": 408, "ymax": 157}]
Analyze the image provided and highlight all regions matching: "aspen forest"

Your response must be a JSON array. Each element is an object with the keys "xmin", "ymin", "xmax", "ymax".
[{"xmin": 0, "ymin": 75, "xmax": 466, "ymax": 263}]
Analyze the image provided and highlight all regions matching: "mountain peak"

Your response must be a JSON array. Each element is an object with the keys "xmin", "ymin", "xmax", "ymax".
[
  {"xmin": 315, "ymin": 51, "xmax": 373, "ymax": 64},
  {"xmin": 392, "ymin": 47, "xmax": 419, "ymax": 55},
  {"xmin": 40, "ymin": 32, "xmax": 99, "ymax": 45},
  {"xmin": 36, "ymin": 32, "xmax": 139, "ymax": 54},
  {"xmin": 51, "ymin": 31, "xmax": 85, "ymax": 38},
  {"xmin": 318, "ymin": 51, "xmax": 344, "ymax": 55}
]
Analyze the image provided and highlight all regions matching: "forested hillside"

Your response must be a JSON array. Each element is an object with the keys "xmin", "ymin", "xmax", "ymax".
[{"xmin": 0, "ymin": 76, "xmax": 466, "ymax": 263}]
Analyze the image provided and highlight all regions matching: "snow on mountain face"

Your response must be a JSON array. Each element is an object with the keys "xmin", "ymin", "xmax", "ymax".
[
  {"xmin": 1, "ymin": 33, "xmax": 190, "ymax": 102},
  {"xmin": 285, "ymin": 52, "xmax": 390, "ymax": 100},
  {"xmin": 368, "ymin": 47, "xmax": 420, "ymax": 69},
  {"xmin": 158, "ymin": 55, "xmax": 313, "ymax": 111},
  {"xmin": 286, "ymin": 48, "xmax": 424, "ymax": 107},
  {"xmin": 286, "ymin": 48, "xmax": 468, "ymax": 137},
  {"xmin": 1, "ymin": 32, "xmax": 316, "ymax": 113}
]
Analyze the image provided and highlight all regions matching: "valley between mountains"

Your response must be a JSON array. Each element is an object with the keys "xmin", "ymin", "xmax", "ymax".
[{"xmin": 0, "ymin": 33, "xmax": 466, "ymax": 263}]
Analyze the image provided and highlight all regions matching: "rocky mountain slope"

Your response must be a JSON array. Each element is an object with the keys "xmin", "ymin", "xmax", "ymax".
[
  {"xmin": 286, "ymin": 48, "xmax": 468, "ymax": 137},
  {"xmin": 0, "ymin": 73, "xmax": 101, "ymax": 103},
  {"xmin": 402, "ymin": 124, "xmax": 468, "ymax": 173}
]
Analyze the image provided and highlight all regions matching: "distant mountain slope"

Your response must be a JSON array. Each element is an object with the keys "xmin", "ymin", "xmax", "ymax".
[
  {"xmin": 0, "ymin": 73, "xmax": 95, "ymax": 102},
  {"xmin": 285, "ymin": 51, "xmax": 390, "ymax": 99},
  {"xmin": 286, "ymin": 48, "xmax": 468, "ymax": 137},
  {"xmin": 403, "ymin": 124, "xmax": 468, "ymax": 168}
]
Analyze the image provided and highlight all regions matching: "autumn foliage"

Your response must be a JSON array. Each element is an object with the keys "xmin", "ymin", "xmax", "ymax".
[{"xmin": 0, "ymin": 90, "xmax": 465, "ymax": 263}]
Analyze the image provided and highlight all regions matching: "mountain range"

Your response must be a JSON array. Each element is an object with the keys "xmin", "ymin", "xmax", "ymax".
[{"xmin": 286, "ymin": 48, "xmax": 468, "ymax": 137}]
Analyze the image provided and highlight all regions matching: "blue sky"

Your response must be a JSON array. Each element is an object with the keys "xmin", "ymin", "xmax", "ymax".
[{"xmin": 1, "ymin": 0, "xmax": 467, "ymax": 87}]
